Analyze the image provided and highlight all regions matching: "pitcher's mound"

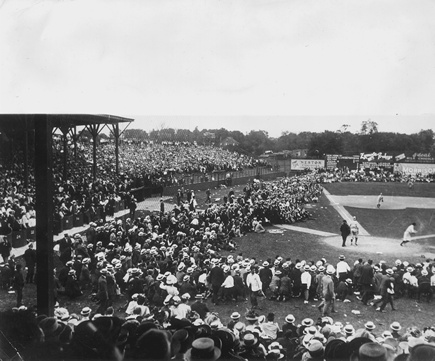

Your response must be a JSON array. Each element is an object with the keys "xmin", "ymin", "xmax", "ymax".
[{"xmin": 323, "ymin": 235, "xmax": 435, "ymax": 258}]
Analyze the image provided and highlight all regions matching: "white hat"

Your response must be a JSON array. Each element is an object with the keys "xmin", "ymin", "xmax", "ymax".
[
  {"xmin": 231, "ymin": 312, "xmax": 241, "ymax": 320},
  {"xmin": 365, "ymin": 321, "xmax": 376, "ymax": 330},
  {"xmin": 285, "ymin": 314, "xmax": 295, "ymax": 323},
  {"xmin": 181, "ymin": 293, "xmax": 191, "ymax": 300},
  {"xmin": 81, "ymin": 307, "xmax": 92, "ymax": 316},
  {"xmin": 326, "ymin": 266, "xmax": 335, "ymax": 275},
  {"xmin": 302, "ymin": 318, "xmax": 314, "ymax": 327},
  {"xmin": 390, "ymin": 322, "xmax": 402, "ymax": 331},
  {"xmin": 344, "ymin": 324, "xmax": 355, "ymax": 334}
]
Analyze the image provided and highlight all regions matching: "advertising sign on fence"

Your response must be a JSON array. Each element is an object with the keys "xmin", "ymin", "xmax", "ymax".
[
  {"xmin": 291, "ymin": 159, "xmax": 325, "ymax": 170},
  {"xmin": 394, "ymin": 163, "xmax": 435, "ymax": 175}
]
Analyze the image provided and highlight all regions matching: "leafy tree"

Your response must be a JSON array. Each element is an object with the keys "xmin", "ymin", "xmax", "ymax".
[
  {"xmin": 308, "ymin": 131, "xmax": 343, "ymax": 156},
  {"xmin": 360, "ymin": 119, "xmax": 378, "ymax": 135}
]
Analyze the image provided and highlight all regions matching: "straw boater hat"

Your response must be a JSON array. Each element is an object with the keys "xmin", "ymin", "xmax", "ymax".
[
  {"xmin": 390, "ymin": 322, "xmax": 402, "ymax": 331},
  {"xmin": 285, "ymin": 314, "xmax": 295, "ymax": 324},
  {"xmin": 230, "ymin": 312, "xmax": 241, "ymax": 320},
  {"xmin": 344, "ymin": 324, "xmax": 355, "ymax": 335},
  {"xmin": 185, "ymin": 337, "xmax": 221, "ymax": 361},
  {"xmin": 302, "ymin": 318, "xmax": 314, "ymax": 327},
  {"xmin": 81, "ymin": 307, "xmax": 92, "ymax": 317},
  {"xmin": 326, "ymin": 266, "xmax": 335, "ymax": 275},
  {"xmin": 365, "ymin": 321, "xmax": 376, "ymax": 331},
  {"xmin": 242, "ymin": 333, "xmax": 258, "ymax": 348}
]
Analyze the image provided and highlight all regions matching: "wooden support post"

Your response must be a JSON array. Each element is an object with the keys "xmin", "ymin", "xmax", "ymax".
[{"xmin": 35, "ymin": 115, "xmax": 54, "ymax": 317}]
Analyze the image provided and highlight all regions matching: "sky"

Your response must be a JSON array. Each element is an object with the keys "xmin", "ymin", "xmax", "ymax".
[{"xmin": 1, "ymin": 0, "xmax": 435, "ymax": 137}]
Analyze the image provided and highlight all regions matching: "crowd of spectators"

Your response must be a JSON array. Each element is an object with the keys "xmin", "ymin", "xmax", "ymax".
[
  {"xmin": 2, "ymin": 246, "xmax": 435, "ymax": 360},
  {"xmin": 99, "ymin": 141, "xmax": 270, "ymax": 187},
  {"xmin": 0, "ymin": 140, "xmax": 270, "ymax": 238}
]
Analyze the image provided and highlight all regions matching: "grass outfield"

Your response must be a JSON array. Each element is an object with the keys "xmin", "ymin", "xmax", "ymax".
[
  {"xmin": 323, "ymin": 181, "xmax": 435, "ymax": 198},
  {"xmin": 1, "ymin": 180, "xmax": 435, "ymax": 334}
]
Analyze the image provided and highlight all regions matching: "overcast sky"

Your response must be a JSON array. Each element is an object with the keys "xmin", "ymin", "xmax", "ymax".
[{"xmin": 1, "ymin": 0, "xmax": 435, "ymax": 137}]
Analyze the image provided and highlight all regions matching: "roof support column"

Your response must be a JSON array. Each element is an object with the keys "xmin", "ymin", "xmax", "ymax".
[
  {"xmin": 86, "ymin": 124, "xmax": 103, "ymax": 181},
  {"xmin": 59, "ymin": 126, "xmax": 69, "ymax": 182},
  {"xmin": 24, "ymin": 116, "xmax": 29, "ymax": 193},
  {"xmin": 35, "ymin": 115, "xmax": 54, "ymax": 317}
]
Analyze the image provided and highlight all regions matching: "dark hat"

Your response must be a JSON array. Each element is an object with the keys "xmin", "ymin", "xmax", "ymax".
[
  {"xmin": 324, "ymin": 339, "xmax": 346, "ymax": 361},
  {"xmin": 245, "ymin": 311, "xmax": 259, "ymax": 321},
  {"xmin": 171, "ymin": 328, "xmax": 191, "ymax": 356},
  {"xmin": 39, "ymin": 317, "xmax": 63, "ymax": 338},
  {"xmin": 346, "ymin": 337, "xmax": 373, "ymax": 359},
  {"xmin": 136, "ymin": 329, "xmax": 171, "ymax": 360},
  {"xmin": 185, "ymin": 337, "xmax": 221, "ymax": 361},
  {"xmin": 409, "ymin": 344, "xmax": 435, "ymax": 361},
  {"xmin": 308, "ymin": 339, "xmax": 324, "ymax": 358},
  {"xmin": 358, "ymin": 342, "xmax": 387, "ymax": 361}
]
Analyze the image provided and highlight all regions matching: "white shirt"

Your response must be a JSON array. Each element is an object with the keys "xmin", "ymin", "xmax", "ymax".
[
  {"xmin": 301, "ymin": 271, "xmax": 312, "ymax": 288},
  {"xmin": 246, "ymin": 272, "xmax": 262, "ymax": 292},
  {"xmin": 222, "ymin": 275, "xmax": 234, "ymax": 289},
  {"xmin": 171, "ymin": 303, "xmax": 191, "ymax": 319},
  {"xmin": 403, "ymin": 224, "xmax": 416, "ymax": 241},
  {"xmin": 336, "ymin": 261, "xmax": 351, "ymax": 275}
]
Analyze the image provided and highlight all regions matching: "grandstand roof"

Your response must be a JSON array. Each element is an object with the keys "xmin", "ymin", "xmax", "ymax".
[{"xmin": 0, "ymin": 114, "xmax": 133, "ymax": 132}]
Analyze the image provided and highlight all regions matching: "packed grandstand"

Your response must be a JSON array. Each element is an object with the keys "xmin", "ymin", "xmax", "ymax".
[{"xmin": 1, "ymin": 139, "xmax": 435, "ymax": 361}]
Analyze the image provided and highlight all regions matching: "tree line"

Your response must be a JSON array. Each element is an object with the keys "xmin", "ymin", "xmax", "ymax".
[{"xmin": 84, "ymin": 121, "xmax": 434, "ymax": 159}]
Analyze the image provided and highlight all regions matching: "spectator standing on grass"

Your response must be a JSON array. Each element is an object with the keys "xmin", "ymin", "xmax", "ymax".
[
  {"xmin": 318, "ymin": 265, "xmax": 336, "ymax": 316},
  {"xmin": 246, "ymin": 266, "xmax": 263, "ymax": 310},
  {"xmin": 340, "ymin": 219, "xmax": 351, "ymax": 247},
  {"xmin": 358, "ymin": 259, "xmax": 374, "ymax": 305},
  {"xmin": 400, "ymin": 222, "xmax": 417, "ymax": 246},
  {"xmin": 0, "ymin": 235, "xmax": 12, "ymax": 263},
  {"xmin": 336, "ymin": 255, "xmax": 350, "ymax": 282},
  {"xmin": 129, "ymin": 198, "xmax": 137, "ymax": 220},
  {"xmin": 376, "ymin": 268, "xmax": 397, "ymax": 312},
  {"xmin": 301, "ymin": 265, "xmax": 312, "ymax": 304},
  {"xmin": 209, "ymin": 259, "xmax": 225, "ymax": 305},
  {"xmin": 13, "ymin": 263, "xmax": 25, "ymax": 307},
  {"xmin": 23, "ymin": 242, "xmax": 36, "ymax": 284},
  {"xmin": 160, "ymin": 198, "xmax": 165, "ymax": 218}
]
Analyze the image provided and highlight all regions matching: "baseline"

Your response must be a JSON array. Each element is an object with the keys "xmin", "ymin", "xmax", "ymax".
[{"xmin": 322, "ymin": 189, "xmax": 370, "ymax": 236}]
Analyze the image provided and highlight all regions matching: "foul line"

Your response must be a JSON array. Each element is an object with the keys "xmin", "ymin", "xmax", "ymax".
[
  {"xmin": 322, "ymin": 189, "xmax": 370, "ymax": 236},
  {"xmin": 276, "ymin": 224, "xmax": 337, "ymax": 237}
]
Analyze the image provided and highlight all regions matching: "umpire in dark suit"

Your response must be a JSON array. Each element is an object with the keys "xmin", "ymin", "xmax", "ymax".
[{"xmin": 340, "ymin": 220, "xmax": 351, "ymax": 247}]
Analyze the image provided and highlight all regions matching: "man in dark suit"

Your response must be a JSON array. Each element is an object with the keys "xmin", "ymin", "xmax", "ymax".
[
  {"xmin": 23, "ymin": 242, "xmax": 36, "ymax": 283},
  {"xmin": 209, "ymin": 260, "xmax": 225, "ymax": 305},
  {"xmin": 358, "ymin": 259, "xmax": 374, "ymax": 305},
  {"xmin": 340, "ymin": 220, "xmax": 351, "ymax": 247},
  {"xmin": 96, "ymin": 268, "xmax": 109, "ymax": 314}
]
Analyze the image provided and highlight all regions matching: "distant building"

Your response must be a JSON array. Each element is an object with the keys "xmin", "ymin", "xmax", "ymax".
[
  {"xmin": 221, "ymin": 136, "xmax": 239, "ymax": 147},
  {"xmin": 286, "ymin": 149, "xmax": 308, "ymax": 158}
]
